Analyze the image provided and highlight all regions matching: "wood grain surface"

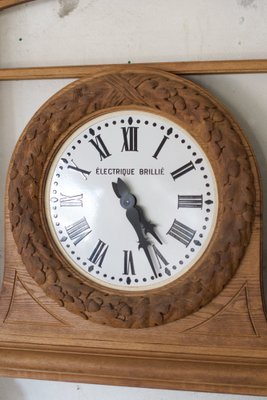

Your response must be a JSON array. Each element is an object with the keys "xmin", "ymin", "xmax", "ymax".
[
  {"xmin": 0, "ymin": 69, "xmax": 266, "ymax": 395},
  {"xmin": 7, "ymin": 69, "xmax": 256, "ymax": 328},
  {"xmin": 1, "ymin": 0, "xmax": 266, "ymax": 394},
  {"xmin": 1, "ymin": 59, "xmax": 267, "ymax": 81},
  {"xmin": 0, "ymin": 0, "xmax": 35, "ymax": 10}
]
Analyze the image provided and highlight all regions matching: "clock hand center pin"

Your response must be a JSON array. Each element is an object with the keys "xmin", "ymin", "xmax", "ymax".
[{"xmin": 112, "ymin": 178, "xmax": 162, "ymax": 244}]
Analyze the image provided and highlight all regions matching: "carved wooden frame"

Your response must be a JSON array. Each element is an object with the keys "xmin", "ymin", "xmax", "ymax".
[{"xmin": 8, "ymin": 69, "xmax": 255, "ymax": 328}]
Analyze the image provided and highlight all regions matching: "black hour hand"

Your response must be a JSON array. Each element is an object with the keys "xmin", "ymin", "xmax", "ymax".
[{"xmin": 112, "ymin": 178, "xmax": 131, "ymax": 200}]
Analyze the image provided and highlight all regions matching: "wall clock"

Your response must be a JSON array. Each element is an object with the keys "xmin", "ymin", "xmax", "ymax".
[
  {"xmin": 1, "ymin": 67, "xmax": 266, "ymax": 394},
  {"xmin": 45, "ymin": 109, "xmax": 218, "ymax": 290}
]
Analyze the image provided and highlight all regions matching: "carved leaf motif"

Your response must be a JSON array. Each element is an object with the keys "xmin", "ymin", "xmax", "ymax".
[{"xmin": 8, "ymin": 69, "xmax": 255, "ymax": 328}]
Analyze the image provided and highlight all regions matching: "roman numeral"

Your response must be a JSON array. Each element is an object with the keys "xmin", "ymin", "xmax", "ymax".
[
  {"xmin": 65, "ymin": 217, "xmax": 91, "ymax": 245},
  {"xmin": 178, "ymin": 195, "xmax": 203, "ymax": 209},
  {"xmin": 152, "ymin": 128, "xmax": 173, "ymax": 159},
  {"xmin": 171, "ymin": 161, "xmax": 195, "ymax": 180},
  {"xmin": 123, "ymin": 250, "xmax": 136, "ymax": 275},
  {"xmin": 60, "ymin": 193, "xmax": 83, "ymax": 207},
  {"xmin": 151, "ymin": 245, "xmax": 169, "ymax": 269},
  {"xmin": 89, "ymin": 239, "xmax": 109, "ymax": 267},
  {"xmin": 121, "ymin": 126, "xmax": 139, "ymax": 151},
  {"xmin": 61, "ymin": 158, "xmax": 91, "ymax": 180},
  {"xmin": 167, "ymin": 219, "xmax": 196, "ymax": 247},
  {"xmin": 88, "ymin": 131, "xmax": 111, "ymax": 161}
]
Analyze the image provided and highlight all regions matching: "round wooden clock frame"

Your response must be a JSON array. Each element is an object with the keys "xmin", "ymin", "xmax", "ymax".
[{"xmin": 8, "ymin": 68, "xmax": 255, "ymax": 328}]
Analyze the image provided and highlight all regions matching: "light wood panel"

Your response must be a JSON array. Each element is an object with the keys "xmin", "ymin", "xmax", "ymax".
[
  {"xmin": 1, "ymin": 59, "xmax": 267, "ymax": 81},
  {"xmin": 0, "ymin": 0, "xmax": 266, "ymax": 394},
  {"xmin": 0, "ymin": 0, "xmax": 35, "ymax": 11},
  {"xmin": 0, "ymin": 68, "xmax": 266, "ymax": 395}
]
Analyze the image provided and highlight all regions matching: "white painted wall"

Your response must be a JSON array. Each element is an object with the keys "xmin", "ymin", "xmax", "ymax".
[{"xmin": 0, "ymin": 0, "xmax": 267, "ymax": 399}]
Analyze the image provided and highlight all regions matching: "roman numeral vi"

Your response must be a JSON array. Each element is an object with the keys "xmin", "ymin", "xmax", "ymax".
[{"xmin": 123, "ymin": 250, "xmax": 136, "ymax": 275}]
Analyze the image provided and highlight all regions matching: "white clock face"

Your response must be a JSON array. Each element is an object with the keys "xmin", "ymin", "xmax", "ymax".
[{"xmin": 45, "ymin": 110, "xmax": 218, "ymax": 291}]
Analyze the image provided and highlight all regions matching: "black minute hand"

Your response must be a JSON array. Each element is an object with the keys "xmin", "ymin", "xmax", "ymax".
[
  {"xmin": 112, "ymin": 178, "xmax": 157, "ymax": 278},
  {"xmin": 126, "ymin": 207, "xmax": 157, "ymax": 278},
  {"xmin": 136, "ymin": 205, "xmax": 162, "ymax": 245},
  {"xmin": 112, "ymin": 178, "xmax": 162, "ymax": 244}
]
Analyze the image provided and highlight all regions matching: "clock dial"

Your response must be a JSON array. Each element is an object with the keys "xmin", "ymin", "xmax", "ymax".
[{"xmin": 45, "ymin": 110, "xmax": 218, "ymax": 291}]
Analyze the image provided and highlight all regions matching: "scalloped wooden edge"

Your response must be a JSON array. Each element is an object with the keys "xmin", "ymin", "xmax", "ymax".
[{"xmin": 7, "ymin": 70, "xmax": 256, "ymax": 328}]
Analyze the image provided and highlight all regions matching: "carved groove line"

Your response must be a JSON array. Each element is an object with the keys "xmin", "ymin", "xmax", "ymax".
[
  {"xmin": 8, "ymin": 71, "xmax": 255, "ymax": 328},
  {"xmin": 183, "ymin": 282, "xmax": 258, "ymax": 336}
]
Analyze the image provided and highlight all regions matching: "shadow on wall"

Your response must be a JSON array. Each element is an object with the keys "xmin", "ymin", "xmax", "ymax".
[{"xmin": 0, "ymin": 378, "xmax": 25, "ymax": 400}]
